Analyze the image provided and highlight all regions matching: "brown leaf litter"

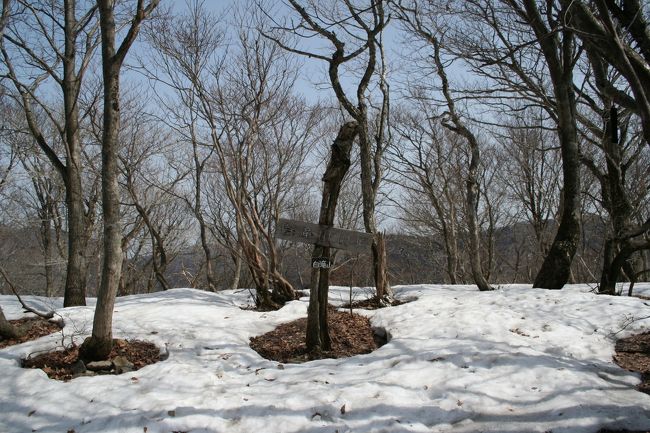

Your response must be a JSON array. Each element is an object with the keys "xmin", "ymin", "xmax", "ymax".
[{"xmin": 250, "ymin": 307, "xmax": 385, "ymax": 363}]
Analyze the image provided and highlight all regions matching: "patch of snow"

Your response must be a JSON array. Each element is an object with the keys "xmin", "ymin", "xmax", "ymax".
[{"xmin": 1, "ymin": 284, "xmax": 649, "ymax": 432}]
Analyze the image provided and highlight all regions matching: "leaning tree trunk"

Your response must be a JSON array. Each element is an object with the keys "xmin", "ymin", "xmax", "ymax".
[
  {"xmin": 306, "ymin": 121, "xmax": 358, "ymax": 353},
  {"xmin": 601, "ymin": 238, "xmax": 650, "ymax": 294},
  {"xmin": 357, "ymin": 123, "xmax": 393, "ymax": 301}
]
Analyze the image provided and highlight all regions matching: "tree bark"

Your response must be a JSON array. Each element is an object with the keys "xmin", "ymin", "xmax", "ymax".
[
  {"xmin": 229, "ymin": 247, "xmax": 242, "ymax": 291},
  {"xmin": 80, "ymin": 0, "xmax": 159, "ymax": 361},
  {"xmin": 1, "ymin": 0, "xmax": 92, "ymax": 306},
  {"xmin": 61, "ymin": 0, "xmax": 89, "ymax": 306},
  {"xmin": 511, "ymin": 0, "xmax": 582, "ymax": 290},
  {"xmin": 80, "ymin": 3, "xmax": 121, "ymax": 361},
  {"xmin": 306, "ymin": 121, "xmax": 358, "ymax": 353},
  {"xmin": 427, "ymin": 29, "xmax": 493, "ymax": 291},
  {"xmin": 63, "ymin": 171, "xmax": 88, "ymax": 306},
  {"xmin": 358, "ymin": 103, "xmax": 393, "ymax": 302}
]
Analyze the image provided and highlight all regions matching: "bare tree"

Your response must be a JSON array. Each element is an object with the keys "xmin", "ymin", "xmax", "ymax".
[
  {"xmin": 263, "ymin": 0, "xmax": 393, "ymax": 301},
  {"xmin": 560, "ymin": 0, "xmax": 650, "ymax": 148},
  {"xmin": 393, "ymin": 4, "xmax": 493, "ymax": 290},
  {"xmin": 140, "ymin": 0, "xmax": 225, "ymax": 291},
  {"xmin": 119, "ymin": 97, "xmax": 190, "ymax": 293},
  {"xmin": 145, "ymin": 3, "xmax": 321, "ymax": 307},
  {"xmin": 509, "ymin": 0, "xmax": 582, "ymax": 289},
  {"xmin": 577, "ymin": 68, "xmax": 650, "ymax": 293},
  {"xmin": 1, "ymin": 0, "xmax": 102, "ymax": 306},
  {"xmin": 479, "ymin": 144, "xmax": 511, "ymax": 281},
  {"xmin": 218, "ymin": 34, "xmax": 322, "ymax": 306},
  {"xmin": 0, "ymin": 0, "xmax": 20, "ymax": 334},
  {"xmin": 498, "ymin": 111, "xmax": 563, "ymax": 261},
  {"xmin": 389, "ymin": 107, "xmax": 466, "ymax": 284},
  {"xmin": 17, "ymin": 145, "xmax": 67, "ymax": 296},
  {"xmin": 395, "ymin": 0, "xmax": 584, "ymax": 289},
  {"xmin": 79, "ymin": 0, "xmax": 159, "ymax": 362},
  {"xmin": 557, "ymin": 1, "xmax": 650, "ymax": 292}
]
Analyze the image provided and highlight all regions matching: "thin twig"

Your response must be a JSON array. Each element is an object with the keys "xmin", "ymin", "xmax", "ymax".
[{"xmin": 609, "ymin": 312, "xmax": 650, "ymax": 337}]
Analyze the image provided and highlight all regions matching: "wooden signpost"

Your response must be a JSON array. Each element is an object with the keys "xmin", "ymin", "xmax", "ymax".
[
  {"xmin": 276, "ymin": 121, "xmax": 371, "ymax": 353},
  {"xmin": 275, "ymin": 218, "xmax": 373, "ymax": 255}
]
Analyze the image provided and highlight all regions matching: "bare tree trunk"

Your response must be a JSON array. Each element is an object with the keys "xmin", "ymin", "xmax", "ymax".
[
  {"xmin": 1, "ymin": 0, "xmax": 93, "ymax": 306},
  {"xmin": 532, "ymin": 110, "xmax": 581, "ymax": 289},
  {"xmin": 41, "ymin": 215, "xmax": 55, "ymax": 297},
  {"xmin": 229, "ymin": 247, "xmax": 242, "ymax": 291},
  {"xmin": 428, "ymin": 29, "xmax": 492, "ymax": 291},
  {"xmin": 191, "ymin": 127, "xmax": 217, "ymax": 291},
  {"xmin": 306, "ymin": 121, "xmax": 358, "ymax": 352},
  {"xmin": 0, "ymin": 305, "xmax": 22, "ymax": 340},
  {"xmin": 80, "ymin": 15, "xmax": 122, "ymax": 361},
  {"xmin": 465, "ymin": 145, "xmax": 492, "ymax": 291},
  {"xmin": 62, "ymin": 0, "xmax": 89, "ymax": 306},
  {"xmin": 357, "ymin": 125, "xmax": 392, "ymax": 300},
  {"xmin": 80, "ymin": 0, "xmax": 159, "ymax": 361},
  {"xmin": 500, "ymin": 0, "xmax": 582, "ymax": 290},
  {"xmin": 580, "ymin": 79, "xmax": 646, "ymax": 294},
  {"xmin": 602, "ymin": 238, "xmax": 650, "ymax": 294},
  {"xmin": 63, "ymin": 172, "xmax": 89, "ymax": 305},
  {"xmin": 198, "ymin": 216, "xmax": 217, "ymax": 291}
]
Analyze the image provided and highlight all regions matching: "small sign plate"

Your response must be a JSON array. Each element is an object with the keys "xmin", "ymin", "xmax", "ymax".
[{"xmin": 311, "ymin": 257, "xmax": 332, "ymax": 269}]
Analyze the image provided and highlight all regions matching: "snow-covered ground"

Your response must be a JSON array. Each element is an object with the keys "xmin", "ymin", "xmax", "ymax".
[{"xmin": 1, "ymin": 283, "xmax": 649, "ymax": 433}]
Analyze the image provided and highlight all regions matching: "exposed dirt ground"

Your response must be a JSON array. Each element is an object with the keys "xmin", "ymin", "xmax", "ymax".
[
  {"xmin": 250, "ymin": 307, "xmax": 384, "ymax": 363},
  {"xmin": 0, "ymin": 317, "xmax": 63, "ymax": 349},
  {"xmin": 595, "ymin": 331, "xmax": 650, "ymax": 433},
  {"xmin": 613, "ymin": 331, "xmax": 650, "ymax": 394},
  {"xmin": 22, "ymin": 339, "xmax": 161, "ymax": 381}
]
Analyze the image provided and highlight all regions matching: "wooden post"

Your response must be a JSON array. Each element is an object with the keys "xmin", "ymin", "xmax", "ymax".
[{"xmin": 306, "ymin": 121, "xmax": 359, "ymax": 353}]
